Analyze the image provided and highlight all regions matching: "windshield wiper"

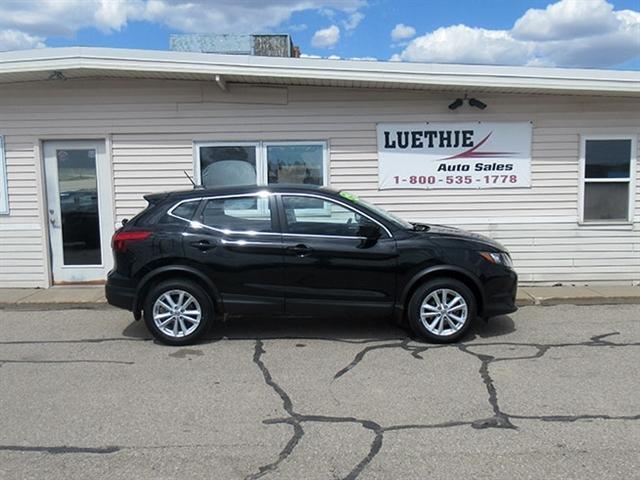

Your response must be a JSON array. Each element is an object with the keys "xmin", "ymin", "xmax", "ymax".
[{"xmin": 410, "ymin": 222, "xmax": 430, "ymax": 232}]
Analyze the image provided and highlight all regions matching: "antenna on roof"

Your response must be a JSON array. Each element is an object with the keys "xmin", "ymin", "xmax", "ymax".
[{"xmin": 184, "ymin": 170, "xmax": 197, "ymax": 188}]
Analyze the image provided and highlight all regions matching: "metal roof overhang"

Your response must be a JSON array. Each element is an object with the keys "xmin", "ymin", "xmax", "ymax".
[{"xmin": 0, "ymin": 47, "xmax": 638, "ymax": 96}]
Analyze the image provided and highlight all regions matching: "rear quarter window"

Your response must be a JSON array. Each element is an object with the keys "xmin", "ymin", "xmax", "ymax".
[{"xmin": 170, "ymin": 201, "xmax": 199, "ymax": 221}]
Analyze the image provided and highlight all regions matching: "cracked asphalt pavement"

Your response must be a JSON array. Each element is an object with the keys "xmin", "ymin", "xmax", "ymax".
[{"xmin": 1, "ymin": 304, "xmax": 639, "ymax": 479}]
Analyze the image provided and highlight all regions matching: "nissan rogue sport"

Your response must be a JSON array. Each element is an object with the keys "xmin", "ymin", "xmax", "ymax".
[{"xmin": 106, "ymin": 185, "xmax": 517, "ymax": 345}]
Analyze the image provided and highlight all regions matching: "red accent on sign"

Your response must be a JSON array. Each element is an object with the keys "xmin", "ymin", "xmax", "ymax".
[{"xmin": 439, "ymin": 131, "xmax": 516, "ymax": 160}]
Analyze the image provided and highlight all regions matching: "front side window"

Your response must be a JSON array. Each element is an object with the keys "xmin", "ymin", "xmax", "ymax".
[
  {"xmin": 197, "ymin": 142, "xmax": 326, "ymax": 189},
  {"xmin": 199, "ymin": 196, "xmax": 274, "ymax": 233},
  {"xmin": 582, "ymin": 138, "xmax": 634, "ymax": 222},
  {"xmin": 282, "ymin": 195, "xmax": 379, "ymax": 237}
]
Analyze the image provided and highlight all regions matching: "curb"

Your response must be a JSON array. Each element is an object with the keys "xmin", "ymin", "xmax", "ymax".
[{"xmin": 526, "ymin": 297, "xmax": 640, "ymax": 307}]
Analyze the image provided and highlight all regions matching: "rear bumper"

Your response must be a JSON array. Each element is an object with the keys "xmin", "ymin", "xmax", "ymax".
[
  {"xmin": 482, "ymin": 268, "xmax": 518, "ymax": 317},
  {"xmin": 105, "ymin": 271, "xmax": 135, "ymax": 312}
]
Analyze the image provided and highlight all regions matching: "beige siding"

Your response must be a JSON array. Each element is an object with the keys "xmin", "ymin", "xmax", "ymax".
[{"xmin": 0, "ymin": 79, "xmax": 639, "ymax": 287}]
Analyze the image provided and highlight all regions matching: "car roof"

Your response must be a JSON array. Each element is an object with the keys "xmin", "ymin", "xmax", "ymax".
[{"xmin": 144, "ymin": 183, "xmax": 339, "ymax": 203}]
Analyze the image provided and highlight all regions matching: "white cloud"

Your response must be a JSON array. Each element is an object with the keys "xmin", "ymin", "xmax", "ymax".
[
  {"xmin": 0, "ymin": 29, "xmax": 45, "ymax": 51},
  {"xmin": 395, "ymin": 0, "xmax": 640, "ymax": 68},
  {"xmin": 311, "ymin": 25, "xmax": 340, "ymax": 48},
  {"xmin": 390, "ymin": 23, "xmax": 415, "ymax": 41},
  {"xmin": 343, "ymin": 12, "xmax": 364, "ymax": 31},
  {"xmin": 512, "ymin": 0, "xmax": 618, "ymax": 41},
  {"xmin": 400, "ymin": 24, "xmax": 532, "ymax": 65},
  {"xmin": 0, "ymin": 0, "xmax": 364, "ymax": 50}
]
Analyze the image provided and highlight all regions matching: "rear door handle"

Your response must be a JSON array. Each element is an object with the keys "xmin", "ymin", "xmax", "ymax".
[
  {"xmin": 190, "ymin": 240, "xmax": 215, "ymax": 251},
  {"xmin": 286, "ymin": 244, "xmax": 312, "ymax": 256}
]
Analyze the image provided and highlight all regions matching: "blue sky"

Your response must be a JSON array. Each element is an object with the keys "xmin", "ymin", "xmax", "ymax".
[{"xmin": 1, "ymin": 0, "xmax": 639, "ymax": 69}]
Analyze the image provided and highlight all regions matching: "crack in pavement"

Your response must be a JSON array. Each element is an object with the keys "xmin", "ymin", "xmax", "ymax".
[
  {"xmin": 0, "ymin": 338, "xmax": 151, "ymax": 345},
  {"xmin": 0, "ymin": 445, "xmax": 120, "ymax": 454},
  {"xmin": 0, "ymin": 359, "xmax": 134, "ymax": 365},
  {"xmin": 251, "ymin": 331, "xmax": 640, "ymax": 479}
]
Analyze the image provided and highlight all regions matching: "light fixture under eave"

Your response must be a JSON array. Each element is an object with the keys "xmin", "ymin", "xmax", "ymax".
[
  {"xmin": 48, "ymin": 70, "xmax": 66, "ymax": 81},
  {"xmin": 448, "ymin": 98, "xmax": 463, "ymax": 110},
  {"xmin": 469, "ymin": 98, "xmax": 487, "ymax": 110}
]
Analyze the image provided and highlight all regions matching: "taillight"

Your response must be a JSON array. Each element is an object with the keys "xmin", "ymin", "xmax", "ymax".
[{"xmin": 112, "ymin": 230, "xmax": 152, "ymax": 252}]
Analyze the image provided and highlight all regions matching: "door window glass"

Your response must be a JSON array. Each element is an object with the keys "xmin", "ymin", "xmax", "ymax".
[
  {"xmin": 56, "ymin": 149, "xmax": 101, "ymax": 265},
  {"xmin": 199, "ymin": 145, "xmax": 257, "ymax": 188},
  {"xmin": 267, "ymin": 144, "xmax": 324, "ymax": 185},
  {"xmin": 200, "ymin": 196, "xmax": 273, "ymax": 233},
  {"xmin": 282, "ymin": 195, "xmax": 377, "ymax": 237}
]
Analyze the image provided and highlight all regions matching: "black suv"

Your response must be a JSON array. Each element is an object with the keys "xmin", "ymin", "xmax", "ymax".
[{"xmin": 106, "ymin": 185, "xmax": 517, "ymax": 345}]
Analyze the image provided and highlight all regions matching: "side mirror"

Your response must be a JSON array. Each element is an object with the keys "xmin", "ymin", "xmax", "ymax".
[
  {"xmin": 121, "ymin": 218, "xmax": 129, "ymax": 226},
  {"xmin": 358, "ymin": 224, "xmax": 382, "ymax": 249},
  {"xmin": 359, "ymin": 224, "xmax": 381, "ymax": 239}
]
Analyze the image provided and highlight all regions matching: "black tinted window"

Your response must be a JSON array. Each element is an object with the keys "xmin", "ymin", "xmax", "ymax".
[
  {"xmin": 585, "ymin": 139, "xmax": 631, "ymax": 178},
  {"xmin": 171, "ymin": 201, "xmax": 199, "ymax": 221},
  {"xmin": 200, "ymin": 196, "xmax": 273, "ymax": 233}
]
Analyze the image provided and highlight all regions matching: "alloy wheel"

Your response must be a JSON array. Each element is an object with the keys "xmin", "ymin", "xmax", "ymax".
[
  {"xmin": 419, "ymin": 288, "xmax": 468, "ymax": 337},
  {"xmin": 152, "ymin": 289, "xmax": 202, "ymax": 338}
]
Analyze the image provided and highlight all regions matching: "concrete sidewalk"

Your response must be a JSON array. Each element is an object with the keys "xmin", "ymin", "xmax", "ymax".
[{"xmin": 0, "ymin": 284, "xmax": 639, "ymax": 309}]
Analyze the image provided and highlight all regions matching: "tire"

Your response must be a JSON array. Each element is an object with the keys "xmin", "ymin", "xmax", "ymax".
[
  {"xmin": 143, "ymin": 278, "xmax": 213, "ymax": 346},
  {"xmin": 407, "ymin": 278, "xmax": 476, "ymax": 343}
]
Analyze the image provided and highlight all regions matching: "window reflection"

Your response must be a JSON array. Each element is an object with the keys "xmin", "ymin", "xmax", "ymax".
[
  {"xmin": 57, "ymin": 149, "xmax": 101, "ymax": 265},
  {"xmin": 267, "ymin": 144, "xmax": 323, "ymax": 185},
  {"xmin": 200, "ymin": 146, "xmax": 257, "ymax": 187}
]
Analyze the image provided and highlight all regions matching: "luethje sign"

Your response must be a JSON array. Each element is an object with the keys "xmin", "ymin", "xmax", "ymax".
[{"xmin": 377, "ymin": 122, "xmax": 532, "ymax": 189}]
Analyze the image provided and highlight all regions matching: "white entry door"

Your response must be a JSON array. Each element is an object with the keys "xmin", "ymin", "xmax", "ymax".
[{"xmin": 44, "ymin": 140, "xmax": 114, "ymax": 283}]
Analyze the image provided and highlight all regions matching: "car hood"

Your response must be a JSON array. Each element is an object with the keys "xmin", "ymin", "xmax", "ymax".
[{"xmin": 417, "ymin": 224, "xmax": 507, "ymax": 252}]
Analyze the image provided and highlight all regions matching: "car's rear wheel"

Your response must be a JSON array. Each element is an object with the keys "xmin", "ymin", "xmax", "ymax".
[
  {"xmin": 143, "ymin": 279, "xmax": 213, "ymax": 345},
  {"xmin": 408, "ymin": 278, "xmax": 476, "ymax": 343}
]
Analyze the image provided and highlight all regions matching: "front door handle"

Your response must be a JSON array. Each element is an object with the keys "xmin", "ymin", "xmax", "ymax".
[
  {"xmin": 190, "ymin": 240, "xmax": 215, "ymax": 251},
  {"xmin": 286, "ymin": 244, "xmax": 312, "ymax": 257}
]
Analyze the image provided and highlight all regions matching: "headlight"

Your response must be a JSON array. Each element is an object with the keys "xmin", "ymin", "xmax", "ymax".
[{"xmin": 480, "ymin": 251, "xmax": 513, "ymax": 268}]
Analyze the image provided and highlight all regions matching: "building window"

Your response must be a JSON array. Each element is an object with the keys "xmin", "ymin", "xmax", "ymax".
[
  {"xmin": 196, "ymin": 141, "xmax": 327, "ymax": 189},
  {"xmin": 0, "ymin": 136, "xmax": 7, "ymax": 215},
  {"xmin": 581, "ymin": 136, "xmax": 635, "ymax": 223}
]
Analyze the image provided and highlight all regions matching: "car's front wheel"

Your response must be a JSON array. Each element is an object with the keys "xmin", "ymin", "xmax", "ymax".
[
  {"xmin": 143, "ymin": 279, "xmax": 213, "ymax": 345},
  {"xmin": 408, "ymin": 278, "xmax": 476, "ymax": 343}
]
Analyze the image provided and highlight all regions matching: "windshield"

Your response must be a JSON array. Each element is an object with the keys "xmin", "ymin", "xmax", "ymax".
[{"xmin": 339, "ymin": 191, "xmax": 413, "ymax": 230}]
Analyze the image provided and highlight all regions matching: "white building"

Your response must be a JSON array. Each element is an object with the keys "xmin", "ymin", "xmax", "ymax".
[{"xmin": 0, "ymin": 47, "xmax": 638, "ymax": 288}]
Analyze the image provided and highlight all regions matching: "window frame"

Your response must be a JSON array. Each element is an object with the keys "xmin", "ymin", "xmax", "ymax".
[
  {"xmin": 578, "ymin": 134, "xmax": 636, "ymax": 225},
  {"xmin": 278, "ymin": 192, "xmax": 393, "ymax": 239},
  {"xmin": 0, "ymin": 135, "xmax": 8, "ymax": 215},
  {"xmin": 194, "ymin": 140, "xmax": 328, "ymax": 188}
]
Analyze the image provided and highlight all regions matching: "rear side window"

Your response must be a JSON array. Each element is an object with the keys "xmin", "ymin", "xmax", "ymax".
[
  {"xmin": 170, "ymin": 201, "xmax": 199, "ymax": 221},
  {"xmin": 199, "ymin": 196, "xmax": 274, "ymax": 233}
]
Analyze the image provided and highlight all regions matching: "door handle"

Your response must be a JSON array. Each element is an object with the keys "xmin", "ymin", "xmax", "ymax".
[
  {"xmin": 190, "ymin": 240, "xmax": 215, "ymax": 251},
  {"xmin": 286, "ymin": 244, "xmax": 312, "ymax": 256}
]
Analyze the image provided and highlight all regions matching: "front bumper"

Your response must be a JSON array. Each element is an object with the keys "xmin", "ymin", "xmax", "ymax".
[{"xmin": 482, "ymin": 268, "xmax": 518, "ymax": 317}]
